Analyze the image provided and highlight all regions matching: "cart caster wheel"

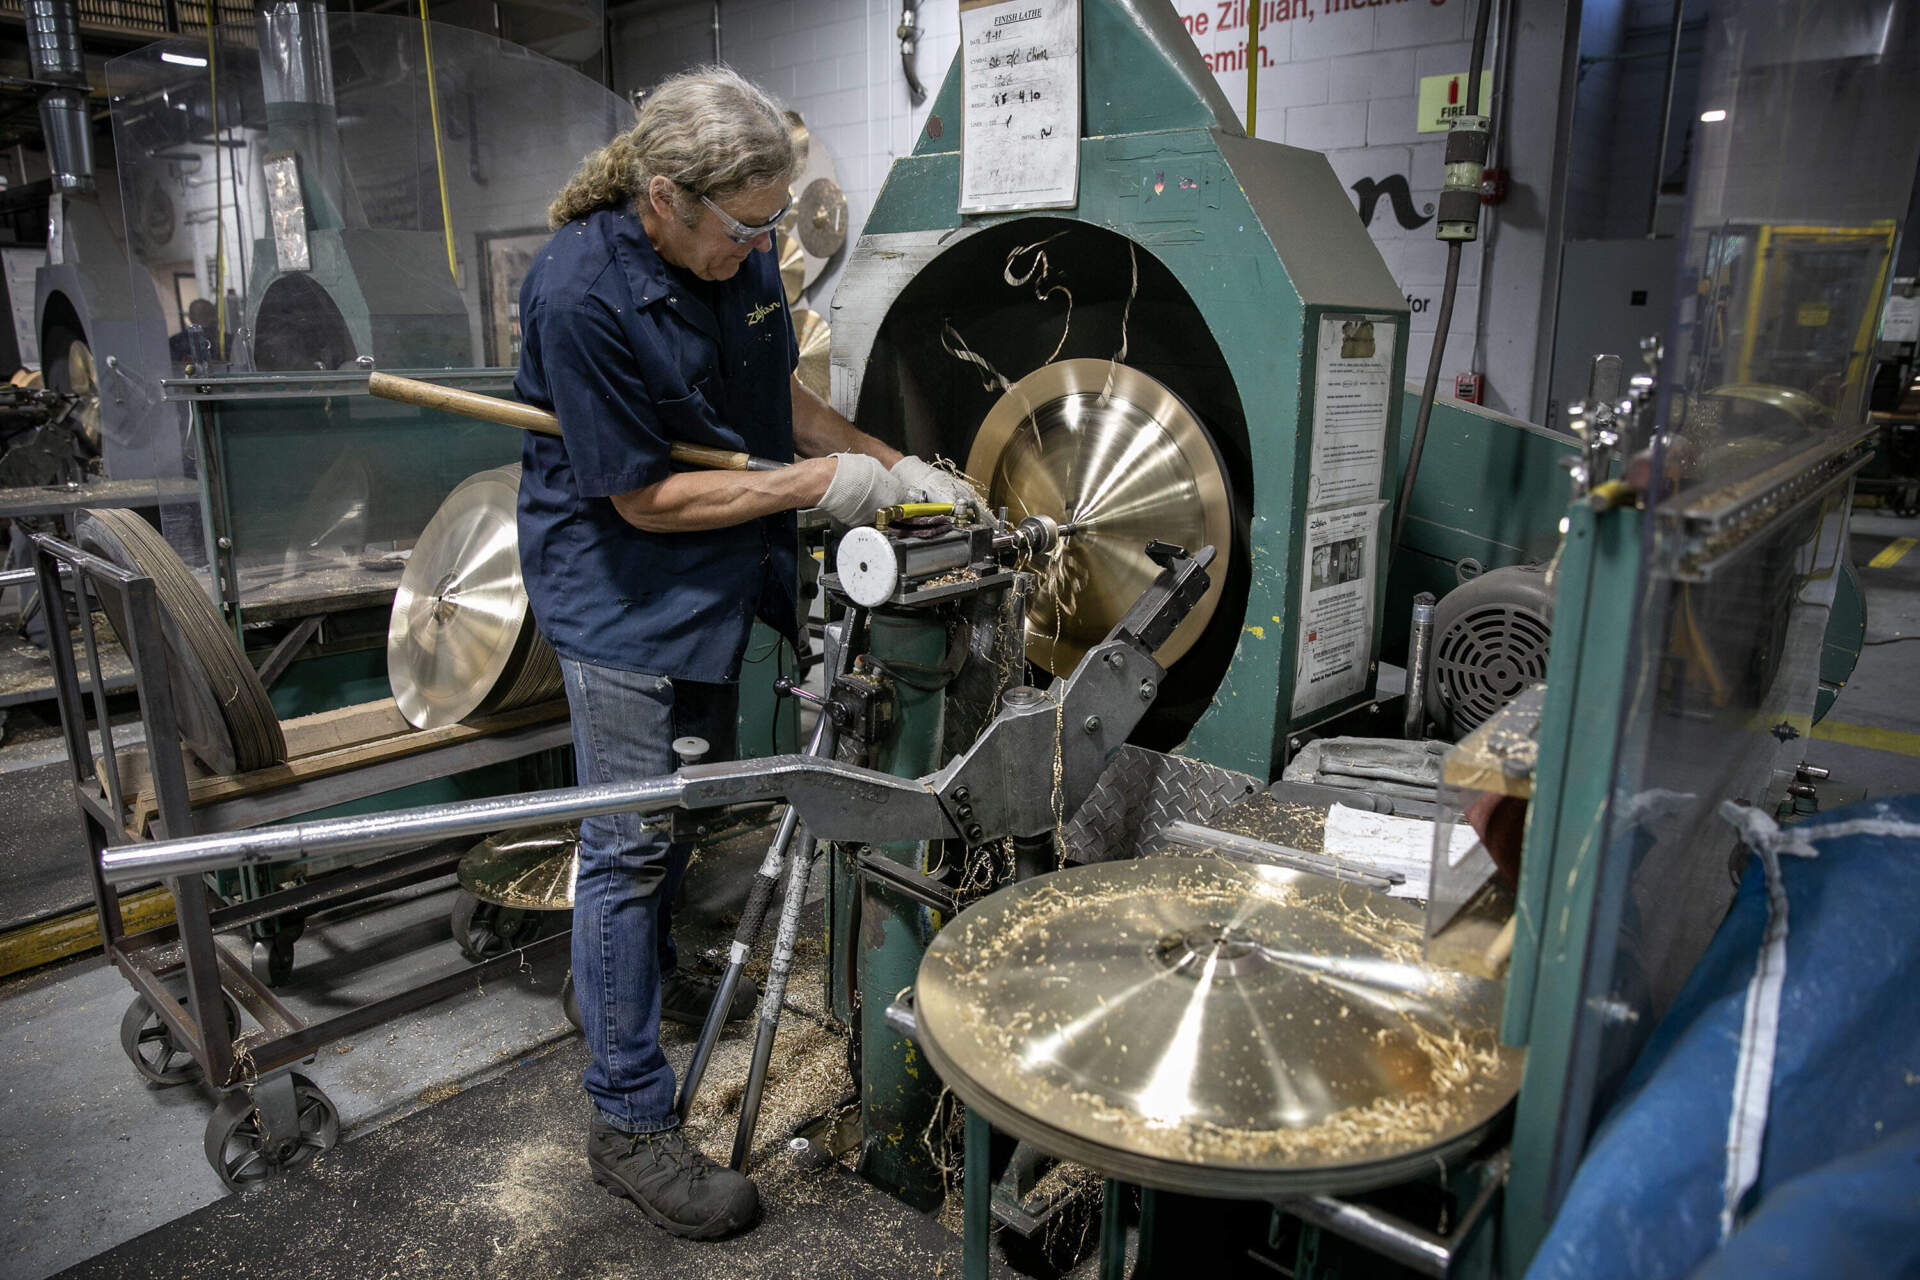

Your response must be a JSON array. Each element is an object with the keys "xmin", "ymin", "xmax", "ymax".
[
  {"xmin": 561, "ymin": 970, "xmax": 581, "ymax": 1032},
  {"xmin": 119, "ymin": 984, "xmax": 242, "ymax": 1088},
  {"xmin": 204, "ymin": 1073, "xmax": 339, "ymax": 1192},
  {"xmin": 451, "ymin": 890, "xmax": 542, "ymax": 962},
  {"xmin": 251, "ymin": 934, "xmax": 296, "ymax": 988}
]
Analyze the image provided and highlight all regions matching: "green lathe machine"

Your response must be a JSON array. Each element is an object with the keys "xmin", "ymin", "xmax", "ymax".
[{"xmin": 84, "ymin": 0, "xmax": 1906, "ymax": 1276}]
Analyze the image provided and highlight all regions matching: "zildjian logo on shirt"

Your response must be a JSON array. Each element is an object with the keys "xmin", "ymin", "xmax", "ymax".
[{"xmin": 746, "ymin": 302, "xmax": 779, "ymax": 326}]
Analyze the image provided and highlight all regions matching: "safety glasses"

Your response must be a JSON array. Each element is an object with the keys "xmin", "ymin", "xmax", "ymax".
[{"xmin": 701, "ymin": 192, "xmax": 791, "ymax": 244}]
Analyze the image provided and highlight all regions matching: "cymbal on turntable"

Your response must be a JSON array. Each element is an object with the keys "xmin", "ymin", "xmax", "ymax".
[
  {"xmin": 459, "ymin": 823, "xmax": 579, "ymax": 909},
  {"xmin": 914, "ymin": 857, "xmax": 1525, "ymax": 1198},
  {"xmin": 964, "ymin": 359, "xmax": 1234, "ymax": 677}
]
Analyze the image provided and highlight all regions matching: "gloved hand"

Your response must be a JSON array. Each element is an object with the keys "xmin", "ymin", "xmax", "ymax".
[
  {"xmin": 818, "ymin": 452, "xmax": 908, "ymax": 525},
  {"xmin": 890, "ymin": 455, "xmax": 982, "ymax": 510}
]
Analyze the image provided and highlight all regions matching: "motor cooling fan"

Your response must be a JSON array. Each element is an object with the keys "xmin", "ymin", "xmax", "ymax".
[{"xmin": 1424, "ymin": 563, "xmax": 1555, "ymax": 739}]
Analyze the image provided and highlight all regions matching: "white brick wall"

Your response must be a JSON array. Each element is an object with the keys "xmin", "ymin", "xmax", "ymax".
[
  {"xmin": 1285, "ymin": 101, "xmax": 1367, "ymax": 151},
  {"xmin": 611, "ymin": 0, "xmax": 962, "ymax": 306},
  {"xmin": 1174, "ymin": 0, "xmax": 1491, "ymax": 390},
  {"xmin": 607, "ymin": 0, "xmax": 1508, "ymax": 398}
]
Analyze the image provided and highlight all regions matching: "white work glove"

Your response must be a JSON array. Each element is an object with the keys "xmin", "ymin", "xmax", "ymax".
[
  {"xmin": 890, "ymin": 455, "xmax": 981, "ymax": 510},
  {"xmin": 818, "ymin": 452, "xmax": 908, "ymax": 525}
]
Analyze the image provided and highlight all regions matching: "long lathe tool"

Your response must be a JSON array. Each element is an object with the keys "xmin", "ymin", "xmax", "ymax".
[
  {"xmin": 96, "ymin": 545, "xmax": 1214, "ymax": 886},
  {"xmin": 365, "ymin": 371, "xmax": 784, "ymax": 473}
]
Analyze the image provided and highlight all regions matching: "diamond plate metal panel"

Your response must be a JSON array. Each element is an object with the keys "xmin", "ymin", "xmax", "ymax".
[{"xmin": 1060, "ymin": 745, "xmax": 1261, "ymax": 864}]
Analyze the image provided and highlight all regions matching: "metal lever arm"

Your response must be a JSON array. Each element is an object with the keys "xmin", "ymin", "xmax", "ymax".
[
  {"xmin": 928, "ymin": 543, "xmax": 1216, "ymax": 841},
  {"xmin": 99, "ymin": 544, "xmax": 1217, "ymax": 885},
  {"xmin": 98, "ymin": 757, "xmax": 952, "ymax": 884}
]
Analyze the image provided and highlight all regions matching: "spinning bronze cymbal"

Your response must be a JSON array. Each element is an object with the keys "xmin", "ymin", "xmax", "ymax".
[
  {"xmin": 913, "ymin": 857, "xmax": 1525, "ymax": 1197},
  {"xmin": 964, "ymin": 359, "xmax": 1233, "ymax": 677},
  {"xmin": 66, "ymin": 339, "xmax": 102, "ymax": 451}
]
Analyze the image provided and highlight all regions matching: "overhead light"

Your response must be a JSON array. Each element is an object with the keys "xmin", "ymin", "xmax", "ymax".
[
  {"xmin": 1699, "ymin": 108, "xmax": 1727, "ymax": 123},
  {"xmin": 161, "ymin": 51, "xmax": 209, "ymax": 68}
]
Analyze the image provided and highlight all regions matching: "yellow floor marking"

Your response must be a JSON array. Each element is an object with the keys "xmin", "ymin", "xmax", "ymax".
[
  {"xmin": 1811, "ymin": 719, "xmax": 1920, "ymax": 759},
  {"xmin": 0, "ymin": 886, "xmax": 175, "ymax": 980},
  {"xmin": 1868, "ymin": 537, "xmax": 1916, "ymax": 569}
]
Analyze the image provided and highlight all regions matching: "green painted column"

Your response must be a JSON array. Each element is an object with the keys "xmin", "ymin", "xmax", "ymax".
[
  {"xmin": 855, "ymin": 607, "xmax": 952, "ymax": 1209},
  {"xmin": 1500, "ymin": 500, "xmax": 1644, "ymax": 1274}
]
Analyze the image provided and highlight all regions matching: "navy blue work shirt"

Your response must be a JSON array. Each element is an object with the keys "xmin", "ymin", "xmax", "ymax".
[{"xmin": 514, "ymin": 207, "xmax": 800, "ymax": 682}]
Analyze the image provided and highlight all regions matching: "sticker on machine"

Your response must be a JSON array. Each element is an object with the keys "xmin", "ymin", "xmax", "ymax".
[
  {"xmin": 1291, "ymin": 502, "xmax": 1381, "ymax": 718},
  {"xmin": 1307, "ymin": 315, "xmax": 1397, "ymax": 511}
]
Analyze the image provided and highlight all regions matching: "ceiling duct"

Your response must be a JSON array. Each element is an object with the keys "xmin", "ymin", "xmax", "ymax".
[
  {"xmin": 256, "ymin": 0, "xmax": 365, "ymax": 228},
  {"xmin": 25, "ymin": 0, "xmax": 94, "ymax": 192}
]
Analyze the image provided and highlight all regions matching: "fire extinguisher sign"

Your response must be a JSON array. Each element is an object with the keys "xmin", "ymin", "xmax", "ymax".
[{"xmin": 1417, "ymin": 72, "xmax": 1492, "ymax": 133}]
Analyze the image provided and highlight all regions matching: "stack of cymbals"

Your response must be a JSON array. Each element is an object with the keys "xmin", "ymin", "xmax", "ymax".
[
  {"xmin": 387, "ymin": 465, "xmax": 563, "ymax": 729},
  {"xmin": 477, "ymin": 594, "xmax": 563, "ymax": 717},
  {"xmin": 76, "ymin": 508, "xmax": 288, "ymax": 775}
]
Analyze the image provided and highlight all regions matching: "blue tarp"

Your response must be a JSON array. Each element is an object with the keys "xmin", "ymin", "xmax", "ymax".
[{"xmin": 1526, "ymin": 795, "xmax": 1920, "ymax": 1280}]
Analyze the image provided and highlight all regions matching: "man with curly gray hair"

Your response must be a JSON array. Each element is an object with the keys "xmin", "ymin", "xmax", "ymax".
[{"xmin": 514, "ymin": 66, "xmax": 971, "ymax": 1241}]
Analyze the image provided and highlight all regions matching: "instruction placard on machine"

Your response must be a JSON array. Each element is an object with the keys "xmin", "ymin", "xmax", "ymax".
[
  {"xmin": 1307, "ymin": 316, "xmax": 1397, "ymax": 510},
  {"xmin": 1293, "ymin": 501, "xmax": 1381, "ymax": 717},
  {"xmin": 958, "ymin": 0, "xmax": 1080, "ymax": 214},
  {"xmin": 1293, "ymin": 314, "xmax": 1396, "ymax": 719}
]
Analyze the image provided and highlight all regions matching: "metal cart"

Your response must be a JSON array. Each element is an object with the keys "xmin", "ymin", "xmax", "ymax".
[{"xmin": 31, "ymin": 529, "xmax": 573, "ymax": 1189}]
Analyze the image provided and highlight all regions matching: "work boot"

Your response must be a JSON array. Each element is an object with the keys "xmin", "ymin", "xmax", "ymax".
[
  {"xmin": 588, "ymin": 1118, "xmax": 759, "ymax": 1239},
  {"xmin": 660, "ymin": 971, "xmax": 758, "ymax": 1027}
]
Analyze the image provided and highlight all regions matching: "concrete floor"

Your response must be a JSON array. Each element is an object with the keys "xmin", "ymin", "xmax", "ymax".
[
  {"xmin": 0, "ymin": 880, "xmax": 578, "ymax": 1280},
  {"xmin": 1813, "ymin": 514, "xmax": 1920, "ymax": 800},
  {"xmin": 0, "ymin": 512, "xmax": 1915, "ymax": 1279}
]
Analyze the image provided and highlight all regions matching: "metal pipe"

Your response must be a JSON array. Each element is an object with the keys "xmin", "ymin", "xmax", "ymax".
[
  {"xmin": 99, "ymin": 774, "xmax": 689, "ymax": 883},
  {"xmin": 1389, "ymin": 0, "xmax": 1492, "ymax": 558},
  {"xmin": 730, "ymin": 828, "xmax": 819, "ymax": 1169},
  {"xmin": 676, "ymin": 801, "xmax": 804, "ymax": 1116},
  {"xmin": 1646, "ymin": 0, "xmax": 1686, "ymax": 237},
  {"xmin": 24, "ymin": 0, "xmax": 93, "ymax": 192},
  {"xmin": 0, "ymin": 562, "xmax": 70, "ymax": 591},
  {"xmin": 1279, "ymin": 1196, "xmax": 1450, "ymax": 1277},
  {"xmin": 897, "ymin": 0, "xmax": 926, "ymax": 106},
  {"xmin": 1403, "ymin": 592, "xmax": 1436, "ymax": 740}
]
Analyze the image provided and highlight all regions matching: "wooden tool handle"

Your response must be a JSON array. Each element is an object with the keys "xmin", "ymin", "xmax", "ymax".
[
  {"xmin": 368, "ymin": 370, "xmax": 562, "ymax": 437},
  {"xmin": 666, "ymin": 443, "xmax": 755, "ymax": 471},
  {"xmin": 367, "ymin": 371, "xmax": 773, "ymax": 471}
]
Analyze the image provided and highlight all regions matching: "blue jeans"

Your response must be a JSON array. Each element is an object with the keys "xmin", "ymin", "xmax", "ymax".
[{"xmin": 560, "ymin": 656, "xmax": 737, "ymax": 1133}]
